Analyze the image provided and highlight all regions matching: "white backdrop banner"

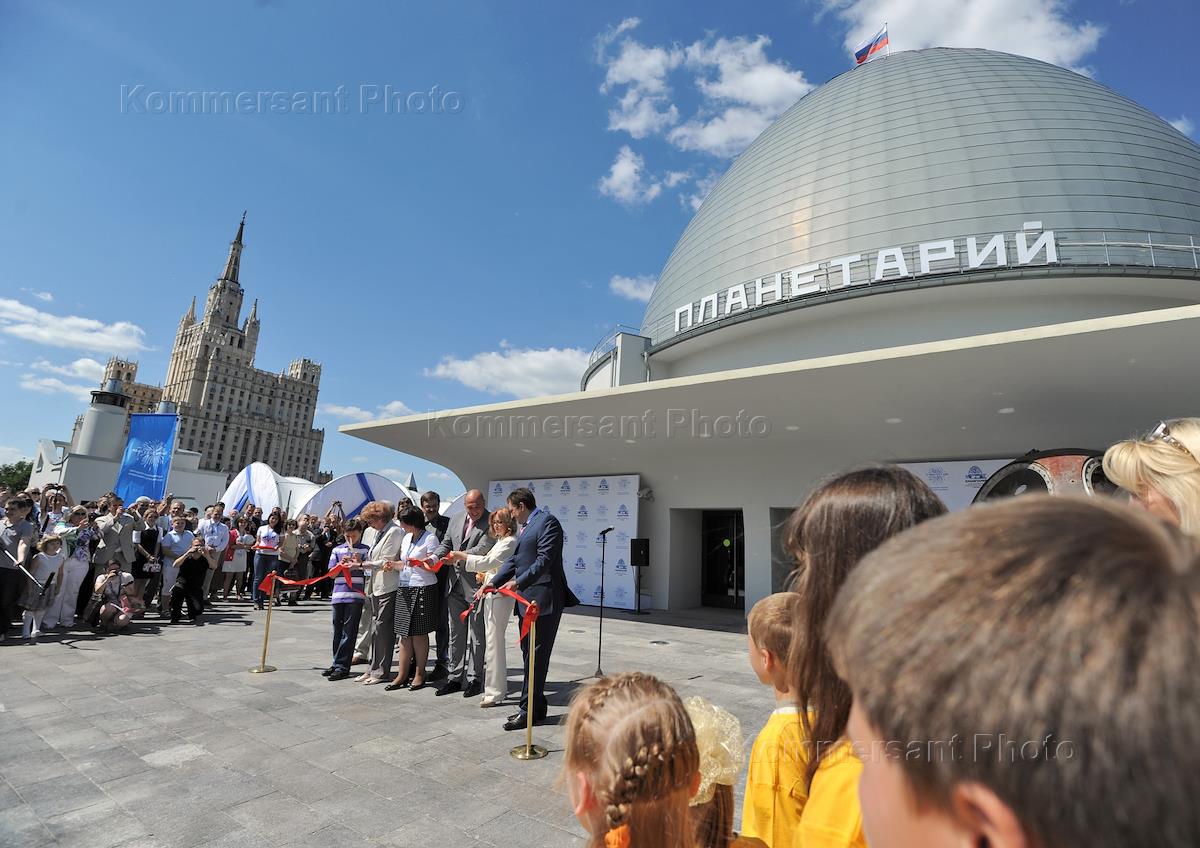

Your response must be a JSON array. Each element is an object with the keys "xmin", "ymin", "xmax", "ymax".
[
  {"xmin": 487, "ymin": 475, "xmax": 640, "ymax": 611},
  {"xmin": 901, "ymin": 459, "xmax": 1013, "ymax": 512}
]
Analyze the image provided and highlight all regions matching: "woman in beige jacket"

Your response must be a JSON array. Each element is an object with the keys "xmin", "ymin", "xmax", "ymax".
[{"xmin": 447, "ymin": 507, "xmax": 518, "ymax": 706}]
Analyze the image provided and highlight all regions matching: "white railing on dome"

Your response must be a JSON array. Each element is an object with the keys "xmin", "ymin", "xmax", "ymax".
[
  {"xmin": 643, "ymin": 228, "xmax": 1200, "ymax": 345},
  {"xmin": 588, "ymin": 323, "xmax": 642, "ymax": 367}
]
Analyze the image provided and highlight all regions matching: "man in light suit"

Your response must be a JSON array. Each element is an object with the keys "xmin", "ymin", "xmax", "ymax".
[
  {"xmin": 432, "ymin": 489, "xmax": 494, "ymax": 698},
  {"xmin": 487, "ymin": 487, "xmax": 578, "ymax": 731},
  {"xmin": 92, "ymin": 493, "xmax": 144, "ymax": 572}
]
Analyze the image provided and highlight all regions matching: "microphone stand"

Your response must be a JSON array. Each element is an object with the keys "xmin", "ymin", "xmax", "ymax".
[{"xmin": 594, "ymin": 527, "xmax": 613, "ymax": 678}]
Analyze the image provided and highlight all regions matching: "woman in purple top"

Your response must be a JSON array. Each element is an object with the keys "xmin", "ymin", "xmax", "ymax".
[{"xmin": 325, "ymin": 518, "xmax": 369, "ymax": 681}]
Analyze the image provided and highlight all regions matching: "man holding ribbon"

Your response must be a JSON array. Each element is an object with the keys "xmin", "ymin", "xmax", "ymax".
[
  {"xmin": 485, "ymin": 487, "xmax": 578, "ymax": 731},
  {"xmin": 431, "ymin": 489, "xmax": 493, "ymax": 698}
]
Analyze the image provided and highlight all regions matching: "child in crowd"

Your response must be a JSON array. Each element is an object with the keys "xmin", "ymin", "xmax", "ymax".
[
  {"xmin": 21, "ymin": 535, "xmax": 66, "ymax": 643},
  {"xmin": 825, "ymin": 496, "xmax": 1200, "ymax": 848},
  {"xmin": 325, "ymin": 518, "xmax": 369, "ymax": 681},
  {"xmin": 684, "ymin": 696, "xmax": 760, "ymax": 848},
  {"xmin": 782, "ymin": 465, "xmax": 946, "ymax": 848},
  {"xmin": 741, "ymin": 592, "xmax": 806, "ymax": 847},
  {"xmin": 564, "ymin": 671, "xmax": 701, "ymax": 848}
]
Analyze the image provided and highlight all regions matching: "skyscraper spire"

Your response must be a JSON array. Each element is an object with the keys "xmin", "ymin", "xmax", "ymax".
[
  {"xmin": 248, "ymin": 298, "xmax": 258, "ymax": 322},
  {"xmin": 183, "ymin": 296, "xmax": 196, "ymax": 324},
  {"xmin": 220, "ymin": 211, "xmax": 246, "ymax": 284}
]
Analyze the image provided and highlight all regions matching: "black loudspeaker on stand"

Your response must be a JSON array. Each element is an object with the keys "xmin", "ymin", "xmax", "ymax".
[{"xmin": 630, "ymin": 538, "xmax": 650, "ymax": 615}]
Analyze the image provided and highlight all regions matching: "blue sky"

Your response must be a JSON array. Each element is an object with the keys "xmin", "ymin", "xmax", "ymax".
[{"xmin": 2, "ymin": 0, "xmax": 1198, "ymax": 498}]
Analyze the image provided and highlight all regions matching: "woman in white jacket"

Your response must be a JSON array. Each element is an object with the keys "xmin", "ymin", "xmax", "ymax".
[{"xmin": 448, "ymin": 507, "xmax": 518, "ymax": 707}]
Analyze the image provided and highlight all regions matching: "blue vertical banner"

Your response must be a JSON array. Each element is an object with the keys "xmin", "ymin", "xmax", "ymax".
[{"xmin": 114, "ymin": 413, "xmax": 178, "ymax": 503}]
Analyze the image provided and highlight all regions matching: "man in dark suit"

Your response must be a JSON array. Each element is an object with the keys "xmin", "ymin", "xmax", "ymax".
[
  {"xmin": 420, "ymin": 491, "xmax": 452, "ymax": 680},
  {"xmin": 431, "ymin": 489, "xmax": 493, "ymax": 697},
  {"xmin": 487, "ymin": 487, "xmax": 578, "ymax": 731}
]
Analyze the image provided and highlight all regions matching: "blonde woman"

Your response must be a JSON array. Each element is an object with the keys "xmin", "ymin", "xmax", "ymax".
[
  {"xmin": 1104, "ymin": 418, "xmax": 1200, "ymax": 536},
  {"xmin": 448, "ymin": 507, "xmax": 518, "ymax": 706}
]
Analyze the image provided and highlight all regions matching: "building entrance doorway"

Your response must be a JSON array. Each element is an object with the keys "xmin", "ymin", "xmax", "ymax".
[{"xmin": 701, "ymin": 510, "xmax": 745, "ymax": 609}]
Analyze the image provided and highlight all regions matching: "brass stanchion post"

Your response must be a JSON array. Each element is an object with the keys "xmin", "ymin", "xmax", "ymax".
[
  {"xmin": 250, "ymin": 574, "xmax": 278, "ymax": 674},
  {"xmin": 510, "ymin": 612, "xmax": 548, "ymax": 760}
]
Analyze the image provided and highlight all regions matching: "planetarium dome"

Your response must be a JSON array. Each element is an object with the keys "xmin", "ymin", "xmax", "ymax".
[{"xmin": 634, "ymin": 48, "xmax": 1200, "ymax": 379}]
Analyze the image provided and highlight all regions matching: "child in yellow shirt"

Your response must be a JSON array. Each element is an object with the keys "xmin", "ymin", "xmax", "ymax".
[{"xmin": 740, "ymin": 592, "xmax": 807, "ymax": 847}]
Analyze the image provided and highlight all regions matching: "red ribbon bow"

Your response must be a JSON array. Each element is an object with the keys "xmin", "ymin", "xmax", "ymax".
[{"xmin": 459, "ymin": 585, "xmax": 539, "ymax": 643}]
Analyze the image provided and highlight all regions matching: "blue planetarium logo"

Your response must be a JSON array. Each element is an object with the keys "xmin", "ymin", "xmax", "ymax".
[
  {"xmin": 616, "ymin": 504, "xmax": 629, "ymax": 520},
  {"xmin": 615, "ymin": 558, "xmax": 628, "ymax": 573},
  {"xmin": 574, "ymin": 557, "xmax": 587, "ymax": 572},
  {"xmin": 965, "ymin": 465, "xmax": 989, "ymax": 484},
  {"xmin": 560, "ymin": 480, "xmax": 572, "ymax": 495},
  {"xmin": 492, "ymin": 482, "xmax": 503, "ymax": 497},
  {"xmin": 598, "ymin": 478, "xmax": 610, "ymax": 492},
  {"xmin": 577, "ymin": 505, "xmax": 589, "ymax": 519}
]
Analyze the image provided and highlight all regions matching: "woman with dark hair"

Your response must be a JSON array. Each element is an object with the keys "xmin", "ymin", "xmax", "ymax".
[
  {"xmin": 252, "ymin": 511, "xmax": 284, "ymax": 610},
  {"xmin": 783, "ymin": 464, "xmax": 946, "ymax": 847},
  {"xmin": 384, "ymin": 506, "xmax": 442, "ymax": 691}
]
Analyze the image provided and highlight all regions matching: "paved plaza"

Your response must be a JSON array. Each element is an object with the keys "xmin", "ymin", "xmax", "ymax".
[{"xmin": 0, "ymin": 600, "xmax": 759, "ymax": 848}]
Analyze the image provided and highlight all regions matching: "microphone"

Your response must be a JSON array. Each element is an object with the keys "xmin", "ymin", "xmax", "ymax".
[{"xmin": 598, "ymin": 527, "xmax": 615, "ymax": 536}]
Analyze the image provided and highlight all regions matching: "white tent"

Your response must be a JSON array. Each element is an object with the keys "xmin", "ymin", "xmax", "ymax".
[
  {"xmin": 440, "ymin": 492, "xmax": 464, "ymax": 518},
  {"xmin": 219, "ymin": 462, "xmax": 321, "ymax": 516},
  {"xmin": 297, "ymin": 472, "xmax": 412, "ymax": 519}
]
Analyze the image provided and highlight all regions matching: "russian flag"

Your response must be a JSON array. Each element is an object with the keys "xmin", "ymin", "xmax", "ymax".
[{"xmin": 854, "ymin": 25, "xmax": 888, "ymax": 65}]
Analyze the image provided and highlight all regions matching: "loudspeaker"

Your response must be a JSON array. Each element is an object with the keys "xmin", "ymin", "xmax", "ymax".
[{"xmin": 630, "ymin": 538, "xmax": 649, "ymax": 569}]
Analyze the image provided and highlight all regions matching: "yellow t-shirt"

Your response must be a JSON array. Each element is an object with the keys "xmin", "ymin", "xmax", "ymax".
[
  {"xmin": 740, "ymin": 707, "xmax": 867, "ymax": 848},
  {"xmin": 741, "ymin": 707, "xmax": 807, "ymax": 847},
  {"xmin": 794, "ymin": 740, "xmax": 866, "ymax": 848}
]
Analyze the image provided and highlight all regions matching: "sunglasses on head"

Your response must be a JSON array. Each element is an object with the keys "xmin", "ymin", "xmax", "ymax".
[{"xmin": 1147, "ymin": 421, "xmax": 1199, "ymax": 464}]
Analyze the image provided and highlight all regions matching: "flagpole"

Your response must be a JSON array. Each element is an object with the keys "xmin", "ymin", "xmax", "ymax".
[{"xmin": 885, "ymin": 22, "xmax": 890, "ymax": 58}]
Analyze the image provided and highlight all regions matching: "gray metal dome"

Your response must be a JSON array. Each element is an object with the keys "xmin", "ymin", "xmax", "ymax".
[{"xmin": 641, "ymin": 48, "xmax": 1200, "ymax": 344}]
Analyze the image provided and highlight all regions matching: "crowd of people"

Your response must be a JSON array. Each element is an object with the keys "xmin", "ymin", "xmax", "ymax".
[{"xmin": 3, "ymin": 417, "xmax": 1199, "ymax": 848}]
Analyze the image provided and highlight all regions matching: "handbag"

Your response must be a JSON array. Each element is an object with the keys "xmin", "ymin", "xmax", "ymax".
[
  {"xmin": 143, "ymin": 557, "xmax": 161, "ymax": 574},
  {"xmin": 81, "ymin": 591, "xmax": 104, "ymax": 627}
]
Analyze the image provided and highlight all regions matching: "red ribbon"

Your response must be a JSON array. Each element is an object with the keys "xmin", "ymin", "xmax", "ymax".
[
  {"xmin": 257, "ymin": 563, "xmax": 358, "ymax": 594},
  {"xmin": 407, "ymin": 557, "xmax": 449, "ymax": 574},
  {"xmin": 459, "ymin": 585, "xmax": 539, "ymax": 643}
]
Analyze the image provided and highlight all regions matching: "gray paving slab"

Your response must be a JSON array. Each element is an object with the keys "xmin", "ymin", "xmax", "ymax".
[{"xmin": 0, "ymin": 597, "xmax": 762, "ymax": 848}]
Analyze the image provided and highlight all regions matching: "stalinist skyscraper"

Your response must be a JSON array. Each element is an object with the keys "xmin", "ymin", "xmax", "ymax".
[{"xmin": 161, "ymin": 215, "xmax": 326, "ymax": 480}]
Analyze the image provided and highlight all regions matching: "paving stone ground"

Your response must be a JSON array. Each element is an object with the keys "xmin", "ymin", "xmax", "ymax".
[{"xmin": 0, "ymin": 599, "xmax": 762, "ymax": 848}]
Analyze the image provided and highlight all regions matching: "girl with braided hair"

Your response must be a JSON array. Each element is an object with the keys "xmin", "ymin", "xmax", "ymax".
[{"xmin": 564, "ymin": 672, "xmax": 701, "ymax": 848}]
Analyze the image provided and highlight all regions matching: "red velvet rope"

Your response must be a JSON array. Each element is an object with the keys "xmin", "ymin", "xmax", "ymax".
[{"xmin": 257, "ymin": 563, "xmax": 357, "ymax": 594}]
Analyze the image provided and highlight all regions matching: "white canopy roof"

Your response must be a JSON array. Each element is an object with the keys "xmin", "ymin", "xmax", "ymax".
[
  {"xmin": 297, "ymin": 471, "xmax": 417, "ymax": 519},
  {"xmin": 219, "ymin": 462, "xmax": 321, "ymax": 516}
]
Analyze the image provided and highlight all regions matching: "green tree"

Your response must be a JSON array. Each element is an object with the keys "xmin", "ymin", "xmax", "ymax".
[{"xmin": 0, "ymin": 460, "xmax": 33, "ymax": 491}]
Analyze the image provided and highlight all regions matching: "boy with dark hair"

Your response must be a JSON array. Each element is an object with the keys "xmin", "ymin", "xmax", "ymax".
[{"xmin": 826, "ymin": 496, "xmax": 1200, "ymax": 848}]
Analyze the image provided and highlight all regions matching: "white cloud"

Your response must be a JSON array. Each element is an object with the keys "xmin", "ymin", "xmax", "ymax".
[
  {"xmin": 20, "ymin": 288, "xmax": 53, "ymax": 302},
  {"xmin": 425, "ymin": 345, "xmax": 590, "ymax": 398},
  {"xmin": 597, "ymin": 18, "xmax": 683, "ymax": 139},
  {"xmin": 378, "ymin": 400, "xmax": 414, "ymax": 417},
  {"xmin": 319, "ymin": 399, "xmax": 415, "ymax": 423},
  {"xmin": 426, "ymin": 471, "xmax": 453, "ymax": 480},
  {"xmin": 0, "ymin": 298, "xmax": 147, "ymax": 354},
  {"xmin": 0, "ymin": 446, "xmax": 28, "ymax": 463},
  {"xmin": 599, "ymin": 145, "xmax": 663, "ymax": 205},
  {"xmin": 609, "ymin": 274, "xmax": 657, "ymax": 302},
  {"xmin": 663, "ymin": 170, "xmax": 691, "ymax": 187},
  {"xmin": 31, "ymin": 357, "xmax": 106, "ymax": 382},
  {"xmin": 826, "ymin": 0, "xmax": 1103, "ymax": 72},
  {"xmin": 19, "ymin": 374, "xmax": 95, "ymax": 403},
  {"xmin": 683, "ymin": 171, "xmax": 722, "ymax": 211},
  {"xmin": 669, "ymin": 35, "xmax": 811, "ymax": 158},
  {"xmin": 1169, "ymin": 115, "xmax": 1194, "ymax": 137},
  {"xmin": 318, "ymin": 404, "xmax": 374, "ymax": 422},
  {"xmin": 350, "ymin": 455, "xmax": 368, "ymax": 463},
  {"xmin": 596, "ymin": 22, "xmax": 810, "ymax": 163}
]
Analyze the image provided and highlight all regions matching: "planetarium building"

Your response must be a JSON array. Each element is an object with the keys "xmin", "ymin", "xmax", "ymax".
[{"xmin": 348, "ymin": 49, "xmax": 1200, "ymax": 612}]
